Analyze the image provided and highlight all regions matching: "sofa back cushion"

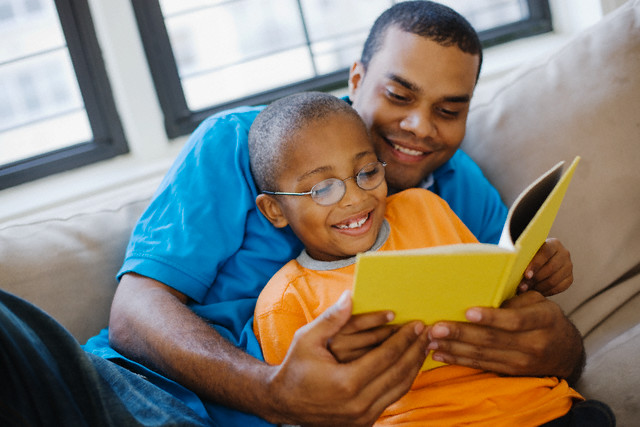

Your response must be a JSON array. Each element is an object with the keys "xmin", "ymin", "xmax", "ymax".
[
  {"xmin": 0, "ymin": 181, "xmax": 156, "ymax": 344},
  {"xmin": 461, "ymin": 0, "xmax": 640, "ymax": 322}
]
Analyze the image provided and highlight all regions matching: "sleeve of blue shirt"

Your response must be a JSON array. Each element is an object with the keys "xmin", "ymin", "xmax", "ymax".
[
  {"xmin": 431, "ymin": 150, "xmax": 508, "ymax": 244},
  {"xmin": 117, "ymin": 106, "xmax": 302, "ymax": 343},
  {"xmin": 100, "ymin": 106, "xmax": 300, "ymax": 426}
]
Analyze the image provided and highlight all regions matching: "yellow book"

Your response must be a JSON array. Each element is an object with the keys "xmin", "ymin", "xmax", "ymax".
[{"xmin": 352, "ymin": 156, "xmax": 580, "ymax": 370}]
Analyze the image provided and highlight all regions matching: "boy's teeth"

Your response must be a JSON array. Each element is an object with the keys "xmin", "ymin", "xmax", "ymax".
[
  {"xmin": 393, "ymin": 143, "xmax": 423, "ymax": 156},
  {"xmin": 336, "ymin": 216, "xmax": 367, "ymax": 229}
]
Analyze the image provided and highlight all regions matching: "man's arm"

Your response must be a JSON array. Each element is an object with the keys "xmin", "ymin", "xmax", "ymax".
[
  {"xmin": 427, "ymin": 291, "xmax": 585, "ymax": 384},
  {"xmin": 109, "ymin": 274, "xmax": 429, "ymax": 425}
]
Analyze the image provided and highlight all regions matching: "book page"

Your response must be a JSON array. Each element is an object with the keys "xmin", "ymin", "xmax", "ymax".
[
  {"xmin": 498, "ymin": 157, "xmax": 580, "ymax": 301},
  {"xmin": 498, "ymin": 160, "xmax": 565, "ymax": 249}
]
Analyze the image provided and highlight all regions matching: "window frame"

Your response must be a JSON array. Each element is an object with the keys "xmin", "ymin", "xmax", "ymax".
[
  {"xmin": 0, "ymin": 0, "xmax": 128, "ymax": 190},
  {"xmin": 133, "ymin": 0, "xmax": 552, "ymax": 139}
]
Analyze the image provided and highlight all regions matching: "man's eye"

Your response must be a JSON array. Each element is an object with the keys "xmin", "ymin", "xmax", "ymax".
[
  {"xmin": 386, "ymin": 90, "xmax": 409, "ymax": 102},
  {"xmin": 438, "ymin": 108, "xmax": 460, "ymax": 118}
]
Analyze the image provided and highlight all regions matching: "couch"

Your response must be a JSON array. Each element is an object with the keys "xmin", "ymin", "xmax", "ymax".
[{"xmin": 1, "ymin": 1, "xmax": 638, "ymax": 425}]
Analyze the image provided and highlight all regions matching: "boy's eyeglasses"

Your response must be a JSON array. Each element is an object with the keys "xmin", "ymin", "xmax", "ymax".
[{"xmin": 262, "ymin": 161, "xmax": 387, "ymax": 206}]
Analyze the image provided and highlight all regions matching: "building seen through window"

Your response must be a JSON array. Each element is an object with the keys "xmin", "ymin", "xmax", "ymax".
[
  {"xmin": 159, "ymin": 0, "xmax": 535, "ymax": 112},
  {"xmin": 1, "ymin": 0, "xmax": 548, "ymax": 189},
  {"xmin": 0, "ymin": 0, "xmax": 91, "ymax": 166}
]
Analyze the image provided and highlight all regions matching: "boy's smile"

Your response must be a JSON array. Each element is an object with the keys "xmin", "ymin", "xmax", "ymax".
[{"xmin": 265, "ymin": 113, "xmax": 387, "ymax": 262}]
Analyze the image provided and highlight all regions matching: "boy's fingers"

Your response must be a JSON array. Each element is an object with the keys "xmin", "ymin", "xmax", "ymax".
[
  {"xmin": 302, "ymin": 290, "xmax": 353, "ymax": 346},
  {"xmin": 339, "ymin": 310, "xmax": 396, "ymax": 335},
  {"xmin": 350, "ymin": 322, "xmax": 428, "ymax": 416}
]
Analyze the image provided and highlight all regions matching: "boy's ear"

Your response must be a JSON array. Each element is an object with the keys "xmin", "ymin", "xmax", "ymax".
[
  {"xmin": 256, "ymin": 194, "xmax": 289, "ymax": 228},
  {"xmin": 348, "ymin": 61, "xmax": 365, "ymax": 100}
]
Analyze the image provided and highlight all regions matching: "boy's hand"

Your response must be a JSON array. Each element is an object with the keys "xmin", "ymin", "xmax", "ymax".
[
  {"xmin": 518, "ymin": 238, "xmax": 573, "ymax": 296},
  {"xmin": 327, "ymin": 311, "xmax": 400, "ymax": 362}
]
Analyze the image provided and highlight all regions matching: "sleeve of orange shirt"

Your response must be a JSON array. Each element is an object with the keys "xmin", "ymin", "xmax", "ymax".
[{"xmin": 253, "ymin": 267, "xmax": 312, "ymax": 365}]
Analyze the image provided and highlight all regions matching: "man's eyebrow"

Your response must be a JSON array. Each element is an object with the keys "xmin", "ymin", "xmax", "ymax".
[
  {"xmin": 443, "ymin": 95, "xmax": 471, "ymax": 103},
  {"xmin": 387, "ymin": 73, "xmax": 421, "ymax": 93},
  {"xmin": 387, "ymin": 73, "xmax": 471, "ymax": 103}
]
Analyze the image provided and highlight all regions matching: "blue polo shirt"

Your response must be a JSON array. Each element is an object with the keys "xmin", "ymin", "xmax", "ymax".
[{"xmin": 84, "ymin": 105, "xmax": 507, "ymax": 426}]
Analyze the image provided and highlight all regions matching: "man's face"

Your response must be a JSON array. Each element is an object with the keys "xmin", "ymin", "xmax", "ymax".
[
  {"xmin": 268, "ymin": 114, "xmax": 387, "ymax": 262},
  {"xmin": 349, "ymin": 27, "xmax": 480, "ymax": 191}
]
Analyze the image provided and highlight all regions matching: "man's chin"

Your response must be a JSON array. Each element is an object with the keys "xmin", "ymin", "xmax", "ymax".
[{"xmin": 386, "ymin": 176, "xmax": 425, "ymax": 193}]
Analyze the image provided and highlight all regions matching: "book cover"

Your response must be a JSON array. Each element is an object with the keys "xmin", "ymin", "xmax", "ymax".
[{"xmin": 352, "ymin": 156, "xmax": 580, "ymax": 370}]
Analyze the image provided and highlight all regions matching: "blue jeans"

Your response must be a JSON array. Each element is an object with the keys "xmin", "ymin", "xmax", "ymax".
[
  {"xmin": 542, "ymin": 399, "xmax": 616, "ymax": 426},
  {"xmin": 0, "ymin": 289, "xmax": 215, "ymax": 426}
]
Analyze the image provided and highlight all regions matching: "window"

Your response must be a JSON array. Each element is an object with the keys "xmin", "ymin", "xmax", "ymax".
[
  {"xmin": 133, "ymin": 0, "xmax": 551, "ymax": 138},
  {"xmin": 0, "ymin": 0, "xmax": 127, "ymax": 190}
]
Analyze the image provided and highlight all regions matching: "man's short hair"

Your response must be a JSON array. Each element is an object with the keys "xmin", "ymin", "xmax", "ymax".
[
  {"xmin": 249, "ymin": 92, "xmax": 364, "ymax": 192},
  {"xmin": 361, "ymin": 1, "xmax": 483, "ymax": 80}
]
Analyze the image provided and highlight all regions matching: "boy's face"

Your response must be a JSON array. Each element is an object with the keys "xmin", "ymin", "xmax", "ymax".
[
  {"xmin": 349, "ymin": 27, "xmax": 480, "ymax": 191},
  {"xmin": 263, "ymin": 113, "xmax": 387, "ymax": 262}
]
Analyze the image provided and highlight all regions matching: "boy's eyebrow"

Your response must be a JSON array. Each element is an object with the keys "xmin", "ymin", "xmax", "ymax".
[
  {"xmin": 387, "ymin": 73, "xmax": 471, "ymax": 103},
  {"xmin": 297, "ymin": 165, "xmax": 333, "ymax": 183},
  {"xmin": 296, "ymin": 150, "xmax": 375, "ymax": 183}
]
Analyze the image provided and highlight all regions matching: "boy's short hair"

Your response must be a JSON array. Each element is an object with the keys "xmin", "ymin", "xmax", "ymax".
[
  {"xmin": 249, "ymin": 92, "xmax": 364, "ymax": 192},
  {"xmin": 361, "ymin": 1, "xmax": 483, "ymax": 80}
]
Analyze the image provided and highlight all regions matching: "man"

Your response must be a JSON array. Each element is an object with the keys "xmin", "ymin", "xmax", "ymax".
[{"xmin": 0, "ymin": 2, "xmax": 582, "ymax": 426}]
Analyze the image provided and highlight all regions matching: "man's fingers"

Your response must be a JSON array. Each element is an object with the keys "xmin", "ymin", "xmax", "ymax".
[{"xmin": 463, "ymin": 293, "xmax": 557, "ymax": 332}]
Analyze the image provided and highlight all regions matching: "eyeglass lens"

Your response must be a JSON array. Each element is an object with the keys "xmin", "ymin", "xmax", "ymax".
[{"xmin": 311, "ymin": 162, "xmax": 385, "ymax": 205}]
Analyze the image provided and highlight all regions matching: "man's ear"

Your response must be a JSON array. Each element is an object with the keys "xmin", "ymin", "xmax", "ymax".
[
  {"xmin": 348, "ymin": 61, "xmax": 365, "ymax": 100},
  {"xmin": 256, "ymin": 194, "xmax": 289, "ymax": 228}
]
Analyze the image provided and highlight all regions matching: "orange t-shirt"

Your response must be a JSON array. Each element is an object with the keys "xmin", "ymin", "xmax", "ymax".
[{"xmin": 254, "ymin": 188, "xmax": 581, "ymax": 426}]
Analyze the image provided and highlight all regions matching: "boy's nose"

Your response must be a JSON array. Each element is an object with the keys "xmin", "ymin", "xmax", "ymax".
[{"xmin": 339, "ymin": 178, "xmax": 367, "ymax": 207}]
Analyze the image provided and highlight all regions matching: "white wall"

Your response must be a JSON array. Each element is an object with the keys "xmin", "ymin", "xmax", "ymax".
[{"xmin": 0, "ymin": 0, "xmax": 628, "ymax": 223}]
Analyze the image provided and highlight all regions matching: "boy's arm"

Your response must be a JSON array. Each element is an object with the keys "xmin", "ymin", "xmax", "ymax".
[{"xmin": 110, "ymin": 275, "xmax": 429, "ymax": 426}]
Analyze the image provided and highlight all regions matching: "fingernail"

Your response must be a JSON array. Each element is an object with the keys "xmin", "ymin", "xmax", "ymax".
[
  {"xmin": 414, "ymin": 322, "xmax": 425, "ymax": 335},
  {"xmin": 432, "ymin": 353, "xmax": 444, "ymax": 362},
  {"xmin": 431, "ymin": 324, "xmax": 449, "ymax": 338},
  {"xmin": 427, "ymin": 341, "xmax": 438, "ymax": 350},
  {"xmin": 526, "ymin": 270, "xmax": 534, "ymax": 279},
  {"xmin": 337, "ymin": 291, "xmax": 350, "ymax": 309},
  {"xmin": 466, "ymin": 309, "xmax": 482, "ymax": 322},
  {"xmin": 386, "ymin": 312, "xmax": 395, "ymax": 322}
]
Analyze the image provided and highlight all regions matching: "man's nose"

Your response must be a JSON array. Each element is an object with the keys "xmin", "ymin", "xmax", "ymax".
[{"xmin": 399, "ymin": 109, "xmax": 436, "ymax": 139}]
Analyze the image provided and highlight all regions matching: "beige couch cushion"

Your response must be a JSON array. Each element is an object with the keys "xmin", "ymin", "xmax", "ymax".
[
  {"xmin": 462, "ymin": 0, "xmax": 640, "ymax": 323},
  {"xmin": 0, "ymin": 178, "xmax": 157, "ymax": 343}
]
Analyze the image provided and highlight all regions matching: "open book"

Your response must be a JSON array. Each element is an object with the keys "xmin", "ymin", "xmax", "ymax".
[{"xmin": 352, "ymin": 156, "xmax": 580, "ymax": 370}]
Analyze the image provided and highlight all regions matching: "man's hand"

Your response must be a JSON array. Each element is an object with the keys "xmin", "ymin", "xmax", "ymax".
[
  {"xmin": 268, "ymin": 291, "xmax": 428, "ymax": 426},
  {"xmin": 427, "ymin": 291, "xmax": 584, "ymax": 384},
  {"xmin": 519, "ymin": 238, "xmax": 573, "ymax": 296}
]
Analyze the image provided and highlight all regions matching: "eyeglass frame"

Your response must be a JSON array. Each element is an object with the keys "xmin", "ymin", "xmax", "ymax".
[{"xmin": 261, "ymin": 161, "xmax": 387, "ymax": 206}]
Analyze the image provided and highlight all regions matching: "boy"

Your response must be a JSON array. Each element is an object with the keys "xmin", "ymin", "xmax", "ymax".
[{"xmin": 251, "ymin": 92, "xmax": 584, "ymax": 426}]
